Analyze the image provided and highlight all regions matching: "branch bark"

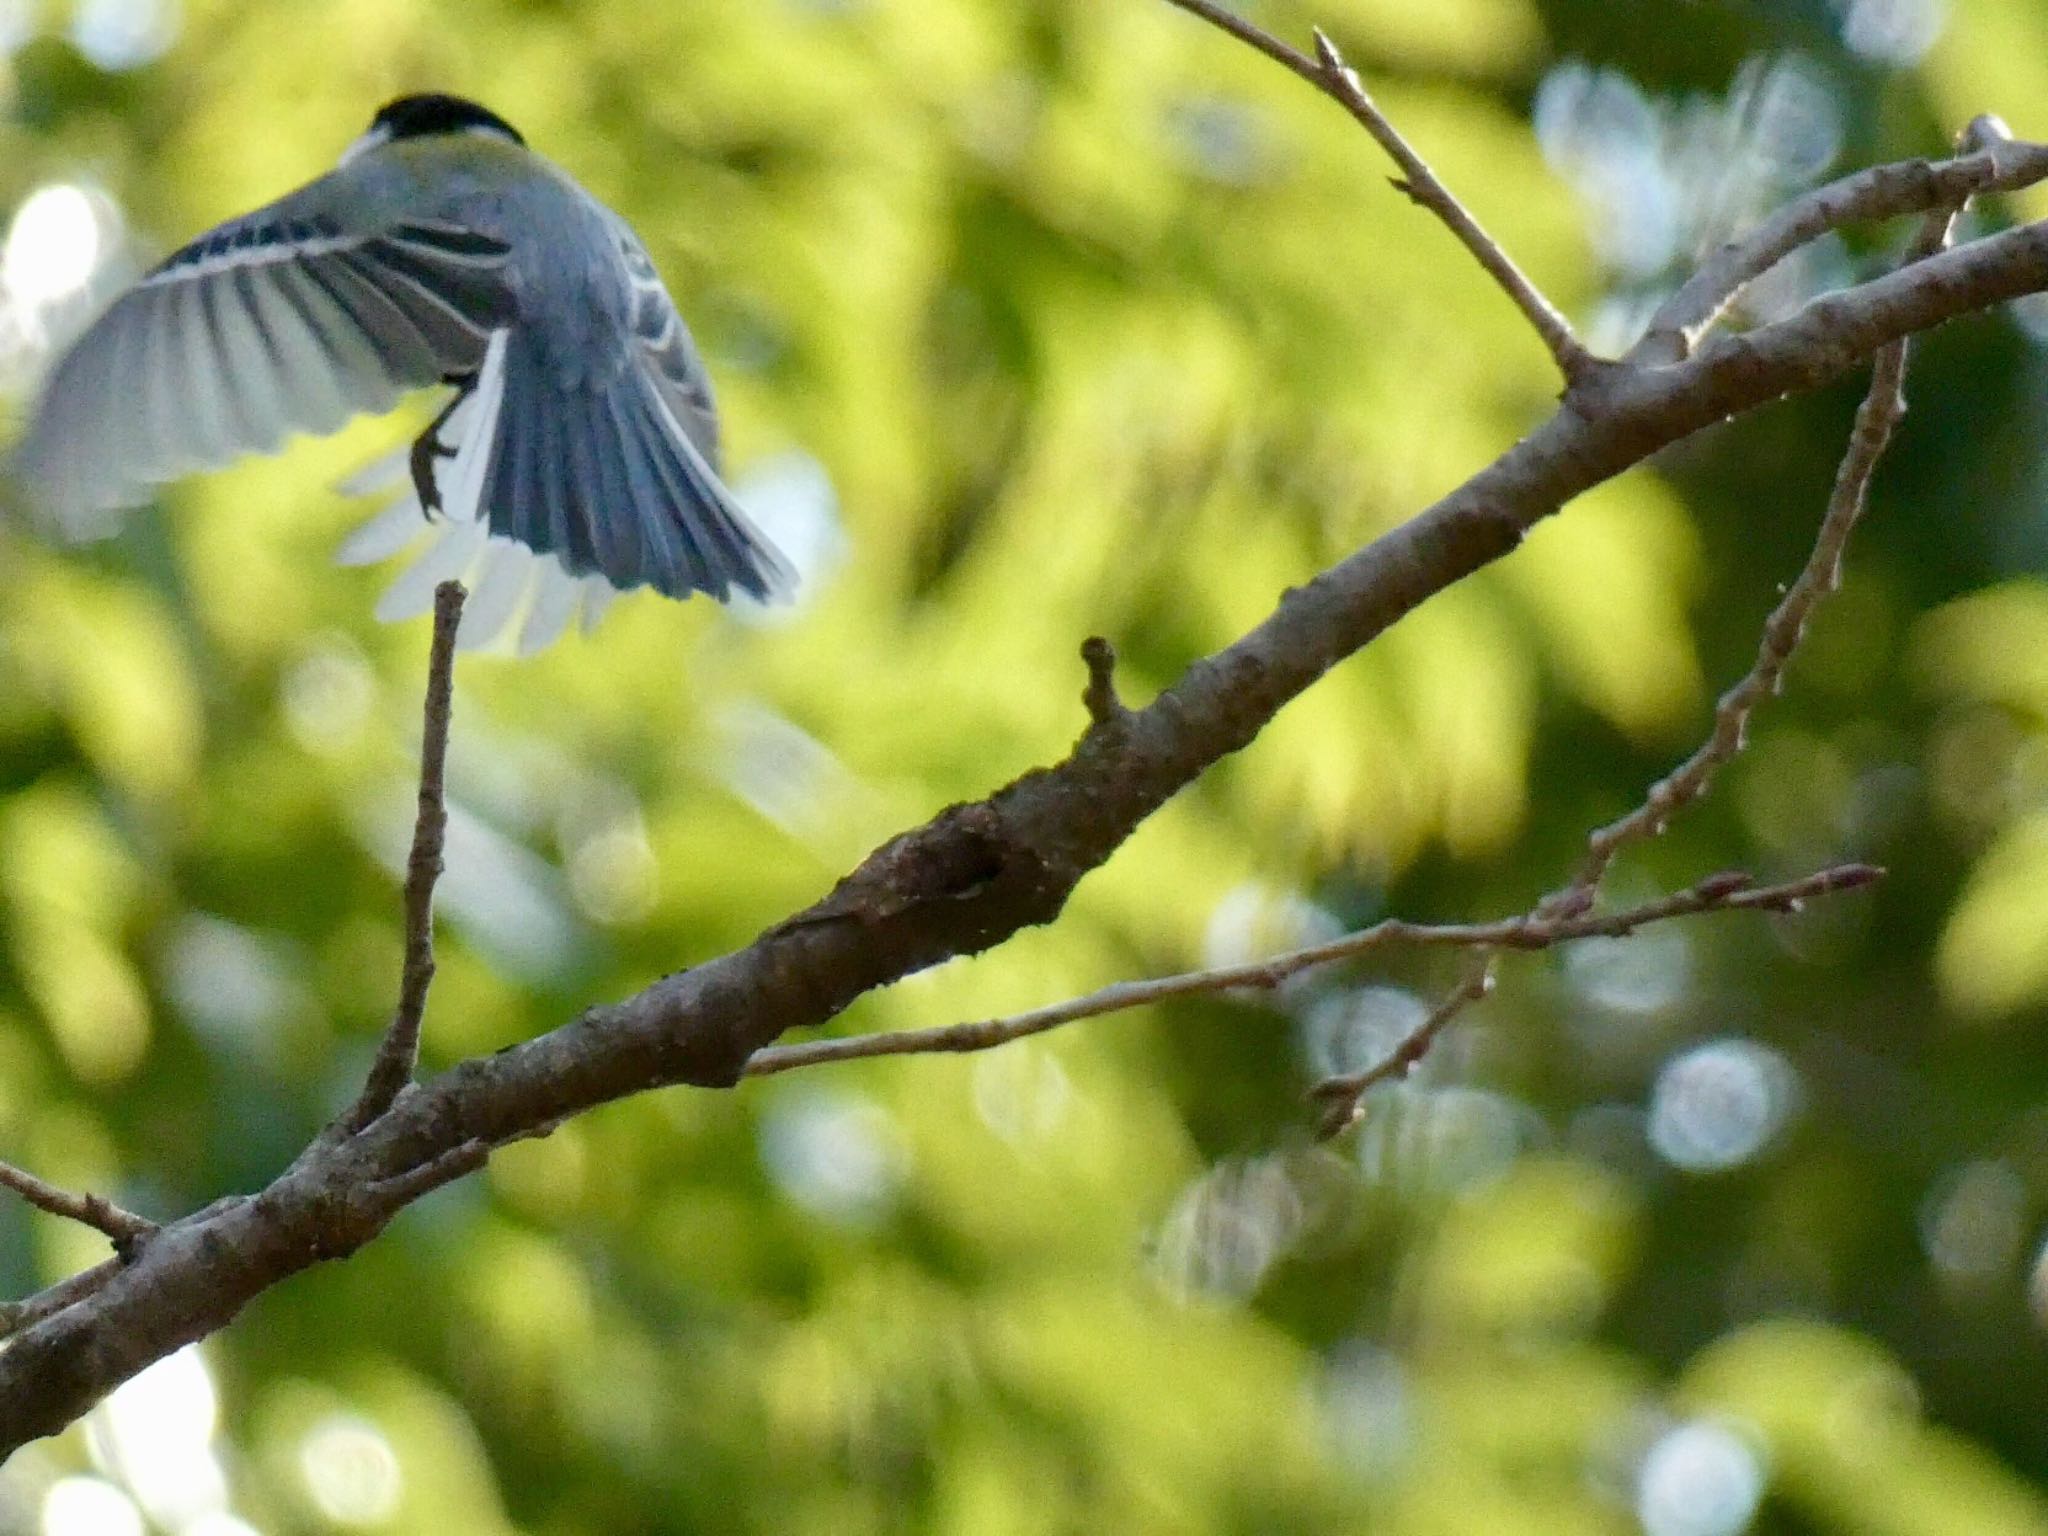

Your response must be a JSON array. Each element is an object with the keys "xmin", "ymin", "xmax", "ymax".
[
  {"xmin": 1162, "ymin": 0, "xmax": 1593, "ymax": 378},
  {"xmin": 0, "ymin": 1162, "xmax": 154, "ymax": 1250},
  {"xmin": 1302, "ymin": 148, "xmax": 1981, "ymax": 1135},
  {"xmin": 344, "ymin": 579, "xmax": 464, "ymax": 1131},
  {"xmin": 3, "ymin": 25, "xmax": 2048, "ymax": 1456},
  {"xmin": 742, "ymin": 865, "xmax": 1878, "ymax": 1077}
]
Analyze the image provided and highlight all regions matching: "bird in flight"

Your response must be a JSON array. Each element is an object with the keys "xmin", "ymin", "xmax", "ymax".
[{"xmin": 7, "ymin": 93, "xmax": 794, "ymax": 652}]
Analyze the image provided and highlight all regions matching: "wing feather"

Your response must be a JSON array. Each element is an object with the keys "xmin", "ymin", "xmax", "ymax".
[
  {"xmin": 335, "ymin": 198, "xmax": 794, "ymax": 636},
  {"xmin": 456, "ymin": 537, "xmax": 534, "ymax": 651},
  {"xmin": 518, "ymin": 561, "xmax": 582, "ymax": 654},
  {"xmin": 530, "ymin": 386, "xmax": 582, "ymax": 574},
  {"xmin": 261, "ymin": 262, "xmax": 387, "ymax": 427},
  {"xmin": 613, "ymin": 224, "xmax": 721, "ymax": 469},
  {"xmin": 9, "ymin": 198, "xmax": 513, "ymax": 536}
]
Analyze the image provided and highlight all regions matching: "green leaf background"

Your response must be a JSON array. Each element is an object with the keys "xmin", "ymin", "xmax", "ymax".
[{"xmin": 1, "ymin": 0, "xmax": 2046, "ymax": 1531}]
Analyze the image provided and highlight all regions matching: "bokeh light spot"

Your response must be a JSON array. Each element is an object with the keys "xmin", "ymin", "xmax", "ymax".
[
  {"xmin": 1320, "ymin": 1343, "xmax": 1414, "ymax": 1482},
  {"xmin": 1648, "ymin": 1039, "xmax": 1799, "ymax": 1172},
  {"xmin": 1299, "ymin": 986, "xmax": 1430, "ymax": 1082},
  {"xmin": 69, "ymin": 0, "xmax": 179, "ymax": 71},
  {"xmin": 1919, "ymin": 1160, "xmax": 2025, "ymax": 1286},
  {"xmin": 41, "ymin": 1477, "xmax": 143, "ymax": 1536},
  {"xmin": 87, "ymin": 1344, "xmax": 226, "ymax": 1529},
  {"xmin": 1567, "ymin": 928, "xmax": 1692, "ymax": 1015},
  {"xmin": 281, "ymin": 639, "xmax": 377, "ymax": 753},
  {"xmin": 1204, "ymin": 884, "xmax": 1342, "ymax": 979},
  {"xmin": 1153, "ymin": 1154, "xmax": 1308, "ymax": 1301},
  {"xmin": 760, "ymin": 1089, "xmax": 902, "ymax": 1224},
  {"xmin": 297, "ymin": 1414, "xmax": 402, "ymax": 1528},
  {"xmin": 971, "ymin": 1046, "xmax": 1071, "ymax": 1145},
  {"xmin": 1636, "ymin": 1420, "xmax": 1766, "ymax": 1536},
  {"xmin": 729, "ymin": 450, "xmax": 848, "ymax": 620},
  {"xmin": 1834, "ymin": 0, "xmax": 1945, "ymax": 62},
  {"xmin": 3, "ymin": 185, "xmax": 104, "ymax": 313}
]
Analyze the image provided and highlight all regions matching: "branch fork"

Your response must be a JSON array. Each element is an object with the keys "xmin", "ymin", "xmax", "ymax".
[{"xmin": 1, "ymin": 582, "xmax": 469, "ymax": 1346}]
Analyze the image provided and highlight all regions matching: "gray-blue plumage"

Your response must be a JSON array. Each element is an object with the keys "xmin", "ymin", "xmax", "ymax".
[{"xmin": 8, "ymin": 94, "xmax": 794, "ymax": 619}]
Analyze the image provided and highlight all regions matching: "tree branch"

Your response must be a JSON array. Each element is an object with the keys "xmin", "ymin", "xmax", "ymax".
[
  {"xmin": 0, "ymin": 1259, "xmax": 123, "ymax": 1340},
  {"xmin": 1311, "ymin": 958, "xmax": 1495, "ymax": 1137},
  {"xmin": 343, "ymin": 579, "xmax": 464, "ymax": 1131},
  {"xmin": 1305, "ymin": 28, "xmax": 1593, "ymax": 380},
  {"xmin": 1302, "ymin": 170, "xmax": 1980, "ymax": 1136},
  {"xmin": 1161, "ymin": 0, "xmax": 1591, "ymax": 378},
  {"xmin": 0, "ymin": 1161, "xmax": 155, "ymax": 1250},
  {"xmin": 1631, "ymin": 114, "xmax": 2027, "ymax": 364},
  {"xmin": 1080, "ymin": 636, "xmax": 1130, "ymax": 727},
  {"xmin": 5, "ymin": 53, "xmax": 2048, "ymax": 1456},
  {"xmin": 742, "ymin": 865, "xmax": 1878, "ymax": 1077},
  {"xmin": 1572, "ymin": 147, "xmax": 1970, "ymax": 897},
  {"xmin": 1301, "ymin": 865, "xmax": 1879, "ymax": 1130}
]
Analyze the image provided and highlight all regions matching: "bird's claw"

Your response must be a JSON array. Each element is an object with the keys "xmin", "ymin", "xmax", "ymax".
[
  {"xmin": 408, "ymin": 432, "xmax": 459, "ymax": 519},
  {"xmin": 409, "ymin": 374, "xmax": 475, "ymax": 519}
]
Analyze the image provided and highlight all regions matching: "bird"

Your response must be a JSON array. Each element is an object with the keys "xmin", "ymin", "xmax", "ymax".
[{"xmin": 6, "ymin": 92, "xmax": 795, "ymax": 652}]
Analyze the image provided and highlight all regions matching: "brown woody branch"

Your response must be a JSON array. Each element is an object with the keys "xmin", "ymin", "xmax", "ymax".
[
  {"xmin": 0, "ymin": 1258, "xmax": 123, "ymax": 1339},
  {"xmin": 1572, "ymin": 189, "xmax": 1965, "ymax": 899},
  {"xmin": 344, "ymin": 579, "xmax": 464, "ymax": 1131},
  {"xmin": 5, "ymin": 27, "xmax": 2048, "ymax": 1456},
  {"xmin": 1303, "ymin": 148, "xmax": 1981, "ymax": 1135},
  {"xmin": 1080, "ymin": 637, "xmax": 1130, "ymax": 727},
  {"xmin": 0, "ymin": 1160, "xmax": 155, "ymax": 1251},
  {"xmin": 743, "ymin": 865, "xmax": 1878, "ymax": 1078},
  {"xmin": 1302, "ymin": 866, "xmax": 1880, "ymax": 1132},
  {"xmin": 1311, "ymin": 960, "xmax": 1496, "ymax": 1136},
  {"xmin": 1162, "ymin": 0, "xmax": 1592, "ymax": 379},
  {"xmin": 1633, "ymin": 114, "xmax": 2027, "ymax": 364}
]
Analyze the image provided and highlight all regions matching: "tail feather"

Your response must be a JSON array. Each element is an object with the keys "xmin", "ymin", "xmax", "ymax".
[
  {"xmin": 565, "ymin": 387, "xmax": 630, "ymax": 585},
  {"xmin": 485, "ymin": 352, "xmax": 551, "ymax": 556},
  {"xmin": 640, "ymin": 374, "xmax": 794, "ymax": 603},
  {"xmin": 608, "ymin": 381, "xmax": 706, "ymax": 595},
  {"xmin": 476, "ymin": 333, "xmax": 793, "ymax": 604},
  {"xmin": 610, "ymin": 376, "xmax": 733, "ymax": 602}
]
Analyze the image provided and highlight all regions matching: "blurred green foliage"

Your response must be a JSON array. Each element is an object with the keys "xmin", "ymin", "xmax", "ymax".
[{"xmin": 1, "ymin": 0, "xmax": 2047, "ymax": 1531}]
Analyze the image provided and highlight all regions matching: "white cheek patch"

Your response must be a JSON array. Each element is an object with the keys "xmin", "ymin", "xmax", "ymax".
[{"xmin": 338, "ymin": 123, "xmax": 393, "ymax": 167}]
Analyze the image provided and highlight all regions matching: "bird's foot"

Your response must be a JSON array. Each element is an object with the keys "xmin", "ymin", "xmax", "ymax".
[
  {"xmin": 409, "ymin": 433, "xmax": 459, "ymax": 519},
  {"xmin": 409, "ymin": 373, "xmax": 477, "ymax": 520}
]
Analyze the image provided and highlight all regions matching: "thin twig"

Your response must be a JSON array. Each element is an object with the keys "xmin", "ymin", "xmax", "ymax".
[
  {"xmin": 1632, "ymin": 114, "xmax": 2026, "ymax": 364},
  {"xmin": 1306, "ymin": 29, "xmax": 1594, "ymax": 381},
  {"xmin": 1161, "ymin": 0, "xmax": 1323, "ymax": 80},
  {"xmin": 1311, "ymin": 956, "xmax": 1495, "ymax": 1138},
  {"xmin": 344, "ymin": 579, "xmax": 465, "ymax": 1131},
  {"xmin": 1298, "ymin": 175, "xmax": 1981, "ymax": 1135},
  {"xmin": 0, "ymin": 1161, "xmax": 155, "ymax": 1248},
  {"xmin": 0, "ymin": 1258, "xmax": 123, "ymax": 1341},
  {"xmin": 1567, "ymin": 181, "xmax": 1968, "ymax": 901},
  {"xmin": 742, "ymin": 865, "xmax": 1878, "ymax": 1078},
  {"xmin": 1160, "ymin": 0, "xmax": 1593, "ymax": 380},
  {"xmin": 1081, "ymin": 637, "xmax": 1129, "ymax": 726}
]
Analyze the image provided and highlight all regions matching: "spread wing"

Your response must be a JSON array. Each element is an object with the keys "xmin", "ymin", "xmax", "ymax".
[{"xmin": 10, "ymin": 202, "xmax": 515, "ymax": 535}]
